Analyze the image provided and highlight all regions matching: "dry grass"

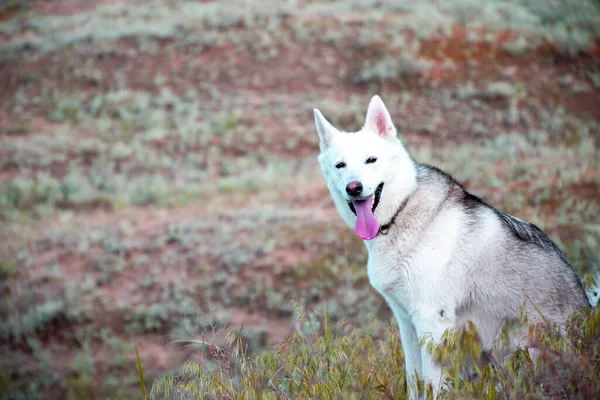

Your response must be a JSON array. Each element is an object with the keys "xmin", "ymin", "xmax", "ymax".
[{"xmin": 0, "ymin": 0, "xmax": 598, "ymax": 398}]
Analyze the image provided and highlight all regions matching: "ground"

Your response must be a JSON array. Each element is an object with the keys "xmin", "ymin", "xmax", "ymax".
[{"xmin": 0, "ymin": 0, "xmax": 599, "ymax": 398}]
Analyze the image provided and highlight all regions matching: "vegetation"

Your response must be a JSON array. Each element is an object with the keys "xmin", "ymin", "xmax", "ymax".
[
  {"xmin": 0, "ymin": 0, "xmax": 598, "ymax": 398},
  {"xmin": 144, "ymin": 301, "xmax": 600, "ymax": 400}
]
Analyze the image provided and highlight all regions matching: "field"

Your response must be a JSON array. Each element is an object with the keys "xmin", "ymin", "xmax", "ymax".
[{"xmin": 1, "ymin": 0, "xmax": 599, "ymax": 398}]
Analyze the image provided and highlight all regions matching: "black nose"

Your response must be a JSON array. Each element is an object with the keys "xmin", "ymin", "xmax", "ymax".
[{"xmin": 346, "ymin": 181, "xmax": 363, "ymax": 196}]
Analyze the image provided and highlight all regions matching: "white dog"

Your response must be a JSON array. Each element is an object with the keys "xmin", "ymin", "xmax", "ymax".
[{"xmin": 313, "ymin": 95, "xmax": 594, "ymax": 398}]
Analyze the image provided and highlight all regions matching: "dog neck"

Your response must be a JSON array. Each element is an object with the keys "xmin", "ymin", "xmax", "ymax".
[{"xmin": 378, "ymin": 196, "xmax": 410, "ymax": 236}]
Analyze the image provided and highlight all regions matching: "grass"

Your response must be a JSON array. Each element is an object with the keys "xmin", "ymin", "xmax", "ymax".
[
  {"xmin": 0, "ymin": 0, "xmax": 598, "ymax": 398},
  {"xmin": 147, "ymin": 301, "xmax": 600, "ymax": 399}
]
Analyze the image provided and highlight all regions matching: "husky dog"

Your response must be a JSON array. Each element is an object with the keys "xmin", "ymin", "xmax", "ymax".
[{"xmin": 313, "ymin": 95, "xmax": 596, "ymax": 399}]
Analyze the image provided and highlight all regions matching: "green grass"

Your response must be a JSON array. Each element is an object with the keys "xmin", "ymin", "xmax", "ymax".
[{"xmin": 147, "ymin": 301, "xmax": 600, "ymax": 399}]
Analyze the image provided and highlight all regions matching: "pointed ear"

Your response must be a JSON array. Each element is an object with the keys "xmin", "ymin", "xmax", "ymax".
[
  {"xmin": 365, "ymin": 95, "xmax": 397, "ymax": 138},
  {"xmin": 314, "ymin": 108, "xmax": 336, "ymax": 150}
]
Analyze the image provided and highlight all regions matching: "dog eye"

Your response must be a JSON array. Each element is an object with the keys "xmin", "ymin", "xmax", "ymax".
[
  {"xmin": 335, "ymin": 162, "xmax": 346, "ymax": 169},
  {"xmin": 366, "ymin": 157, "xmax": 377, "ymax": 164}
]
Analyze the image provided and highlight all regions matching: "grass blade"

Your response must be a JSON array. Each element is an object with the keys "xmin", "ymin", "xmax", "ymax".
[{"xmin": 134, "ymin": 340, "xmax": 147, "ymax": 400}]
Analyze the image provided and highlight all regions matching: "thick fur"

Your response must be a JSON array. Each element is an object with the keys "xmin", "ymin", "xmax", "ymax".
[{"xmin": 314, "ymin": 96, "xmax": 593, "ymax": 399}]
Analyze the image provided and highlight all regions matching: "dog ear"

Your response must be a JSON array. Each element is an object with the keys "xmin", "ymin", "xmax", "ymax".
[
  {"xmin": 314, "ymin": 108, "xmax": 336, "ymax": 150},
  {"xmin": 365, "ymin": 95, "xmax": 397, "ymax": 138}
]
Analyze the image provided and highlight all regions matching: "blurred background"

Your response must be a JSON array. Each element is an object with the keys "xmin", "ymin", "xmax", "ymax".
[{"xmin": 0, "ymin": 0, "xmax": 598, "ymax": 398}]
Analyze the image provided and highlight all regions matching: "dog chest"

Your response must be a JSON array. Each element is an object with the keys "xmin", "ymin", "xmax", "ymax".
[
  {"xmin": 365, "ymin": 217, "xmax": 463, "ymax": 311},
  {"xmin": 366, "ymin": 249, "xmax": 417, "ymax": 308}
]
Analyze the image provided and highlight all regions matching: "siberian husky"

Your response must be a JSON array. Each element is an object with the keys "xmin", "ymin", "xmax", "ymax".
[{"xmin": 313, "ymin": 95, "xmax": 597, "ymax": 398}]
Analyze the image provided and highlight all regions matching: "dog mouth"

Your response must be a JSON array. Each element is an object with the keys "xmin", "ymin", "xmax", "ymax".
[{"xmin": 348, "ymin": 182, "xmax": 384, "ymax": 216}]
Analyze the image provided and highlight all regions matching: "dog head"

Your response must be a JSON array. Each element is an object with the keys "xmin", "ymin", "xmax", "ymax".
[{"xmin": 314, "ymin": 95, "xmax": 417, "ymax": 240}]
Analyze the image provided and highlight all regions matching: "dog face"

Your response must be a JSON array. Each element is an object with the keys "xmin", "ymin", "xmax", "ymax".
[{"xmin": 314, "ymin": 96, "xmax": 417, "ymax": 240}]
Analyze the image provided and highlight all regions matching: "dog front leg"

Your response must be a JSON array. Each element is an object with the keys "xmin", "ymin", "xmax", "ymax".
[
  {"xmin": 419, "ymin": 340, "xmax": 443, "ymax": 398},
  {"xmin": 383, "ymin": 295, "xmax": 422, "ymax": 399},
  {"xmin": 415, "ymin": 313, "xmax": 454, "ymax": 398},
  {"xmin": 398, "ymin": 317, "xmax": 422, "ymax": 400}
]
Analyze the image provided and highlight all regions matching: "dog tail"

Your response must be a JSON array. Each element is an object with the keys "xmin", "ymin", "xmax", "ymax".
[{"xmin": 586, "ymin": 272, "xmax": 600, "ymax": 308}]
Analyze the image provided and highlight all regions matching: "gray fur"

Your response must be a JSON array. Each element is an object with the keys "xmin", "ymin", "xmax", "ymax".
[{"xmin": 413, "ymin": 164, "xmax": 589, "ymax": 326}]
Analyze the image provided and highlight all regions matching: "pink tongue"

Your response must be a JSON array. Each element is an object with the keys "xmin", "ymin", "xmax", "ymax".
[{"xmin": 353, "ymin": 198, "xmax": 379, "ymax": 240}]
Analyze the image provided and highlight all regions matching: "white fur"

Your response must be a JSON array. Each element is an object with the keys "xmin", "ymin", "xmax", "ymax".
[
  {"xmin": 315, "ymin": 97, "xmax": 453, "ymax": 398},
  {"xmin": 314, "ymin": 95, "xmax": 592, "ymax": 399},
  {"xmin": 365, "ymin": 203, "xmax": 505, "ymax": 397},
  {"xmin": 587, "ymin": 273, "xmax": 600, "ymax": 307},
  {"xmin": 314, "ymin": 98, "xmax": 416, "ymax": 231}
]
